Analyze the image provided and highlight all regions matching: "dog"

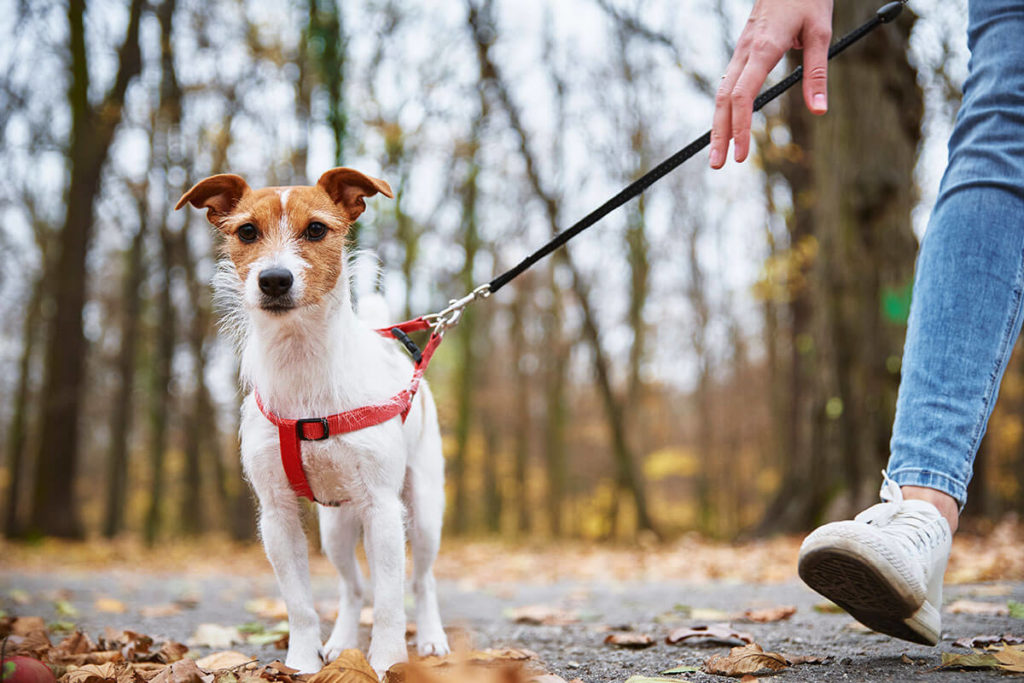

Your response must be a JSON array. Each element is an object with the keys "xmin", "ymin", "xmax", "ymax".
[{"xmin": 175, "ymin": 167, "xmax": 450, "ymax": 677}]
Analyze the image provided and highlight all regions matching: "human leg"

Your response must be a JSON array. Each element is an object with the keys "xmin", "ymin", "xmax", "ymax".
[{"xmin": 800, "ymin": 0, "xmax": 1024, "ymax": 644}]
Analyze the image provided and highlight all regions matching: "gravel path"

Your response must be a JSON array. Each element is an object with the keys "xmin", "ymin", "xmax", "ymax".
[{"xmin": 2, "ymin": 568, "xmax": 1022, "ymax": 681}]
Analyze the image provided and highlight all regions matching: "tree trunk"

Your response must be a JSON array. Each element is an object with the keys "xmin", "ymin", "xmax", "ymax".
[
  {"xmin": 103, "ymin": 197, "xmax": 147, "ymax": 538},
  {"xmin": 510, "ymin": 278, "xmax": 533, "ymax": 535},
  {"xmin": 29, "ymin": 0, "xmax": 144, "ymax": 538},
  {"xmin": 758, "ymin": 6, "xmax": 921, "ymax": 532},
  {"xmin": 144, "ymin": 225, "xmax": 177, "ymax": 545},
  {"xmin": 4, "ymin": 274, "xmax": 46, "ymax": 537}
]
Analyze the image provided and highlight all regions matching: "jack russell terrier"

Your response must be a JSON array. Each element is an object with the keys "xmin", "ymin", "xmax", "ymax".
[{"xmin": 176, "ymin": 167, "xmax": 449, "ymax": 677}]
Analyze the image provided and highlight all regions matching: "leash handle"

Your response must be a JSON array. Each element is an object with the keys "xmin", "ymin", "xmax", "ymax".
[{"xmin": 484, "ymin": 0, "xmax": 905, "ymax": 296}]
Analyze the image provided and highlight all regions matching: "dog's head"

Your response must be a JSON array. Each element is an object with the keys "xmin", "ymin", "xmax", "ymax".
[{"xmin": 175, "ymin": 168, "xmax": 393, "ymax": 315}]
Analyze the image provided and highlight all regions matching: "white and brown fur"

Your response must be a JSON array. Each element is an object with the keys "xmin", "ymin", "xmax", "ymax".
[{"xmin": 176, "ymin": 168, "xmax": 449, "ymax": 677}]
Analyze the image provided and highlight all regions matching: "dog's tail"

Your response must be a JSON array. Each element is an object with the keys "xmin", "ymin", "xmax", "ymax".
[{"xmin": 356, "ymin": 292, "xmax": 392, "ymax": 328}]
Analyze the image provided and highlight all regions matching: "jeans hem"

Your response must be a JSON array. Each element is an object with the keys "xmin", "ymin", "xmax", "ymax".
[{"xmin": 887, "ymin": 467, "xmax": 968, "ymax": 511}]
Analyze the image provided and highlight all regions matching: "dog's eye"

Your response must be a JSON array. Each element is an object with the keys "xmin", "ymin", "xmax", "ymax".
[
  {"xmin": 305, "ymin": 221, "xmax": 328, "ymax": 241},
  {"xmin": 237, "ymin": 223, "xmax": 259, "ymax": 243}
]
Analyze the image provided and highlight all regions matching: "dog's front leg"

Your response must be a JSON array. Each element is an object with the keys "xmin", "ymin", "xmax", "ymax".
[
  {"xmin": 258, "ymin": 499, "xmax": 324, "ymax": 673},
  {"xmin": 362, "ymin": 494, "xmax": 408, "ymax": 678}
]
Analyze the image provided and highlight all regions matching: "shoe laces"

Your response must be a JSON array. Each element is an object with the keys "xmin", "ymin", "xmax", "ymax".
[{"xmin": 854, "ymin": 470, "xmax": 944, "ymax": 553}]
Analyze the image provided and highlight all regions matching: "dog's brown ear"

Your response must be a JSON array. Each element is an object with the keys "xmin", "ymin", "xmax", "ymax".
[
  {"xmin": 175, "ymin": 174, "xmax": 251, "ymax": 226},
  {"xmin": 316, "ymin": 167, "xmax": 394, "ymax": 222}
]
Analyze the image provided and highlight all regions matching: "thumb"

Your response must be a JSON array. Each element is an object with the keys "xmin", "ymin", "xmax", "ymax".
[{"xmin": 801, "ymin": 23, "xmax": 831, "ymax": 115}]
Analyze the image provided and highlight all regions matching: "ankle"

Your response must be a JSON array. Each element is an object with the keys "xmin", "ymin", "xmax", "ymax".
[{"xmin": 901, "ymin": 486, "xmax": 959, "ymax": 534}]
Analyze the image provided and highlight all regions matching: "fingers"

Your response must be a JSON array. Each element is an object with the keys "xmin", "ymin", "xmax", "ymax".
[
  {"xmin": 710, "ymin": 56, "xmax": 746, "ymax": 169},
  {"xmin": 801, "ymin": 18, "xmax": 831, "ymax": 115},
  {"xmin": 729, "ymin": 43, "xmax": 783, "ymax": 163}
]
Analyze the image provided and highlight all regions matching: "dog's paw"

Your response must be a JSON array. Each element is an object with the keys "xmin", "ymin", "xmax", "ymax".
[
  {"xmin": 368, "ymin": 642, "xmax": 408, "ymax": 680},
  {"xmin": 416, "ymin": 637, "xmax": 450, "ymax": 657},
  {"xmin": 285, "ymin": 642, "xmax": 325, "ymax": 674}
]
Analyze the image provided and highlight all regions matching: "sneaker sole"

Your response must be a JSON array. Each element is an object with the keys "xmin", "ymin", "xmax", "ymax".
[{"xmin": 799, "ymin": 545, "xmax": 939, "ymax": 645}]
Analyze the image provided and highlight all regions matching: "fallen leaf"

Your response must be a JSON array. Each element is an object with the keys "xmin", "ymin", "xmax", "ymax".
[
  {"xmin": 12, "ymin": 617, "xmax": 49, "ymax": 637},
  {"xmin": 243, "ymin": 599, "xmax": 288, "ymax": 622},
  {"xmin": 149, "ymin": 659, "xmax": 211, "ymax": 683},
  {"xmin": 739, "ymin": 606, "xmax": 796, "ymax": 623},
  {"xmin": 704, "ymin": 643, "xmax": 789, "ymax": 677},
  {"xmin": 940, "ymin": 651, "xmax": 1002, "ymax": 669},
  {"xmin": 953, "ymin": 634, "xmax": 1024, "ymax": 648},
  {"xmin": 62, "ymin": 662, "xmax": 144, "ymax": 683},
  {"xmin": 140, "ymin": 605, "xmax": 183, "ymax": 619},
  {"xmin": 1010, "ymin": 601, "xmax": 1024, "ymax": 619},
  {"xmin": 506, "ymin": 606, "xmax": 578, "ymax": 626},
  {"xmin": 603, "ymin": 632, "xmax": 655, "ymax": 649},
  {"xmin": 622, "ymin": 678, "xmax": 683, "ymax": 683},
  {"xmin": 7, "ymin": 631, "xmax": 53, "ymax": 658},
  {"xmin": 154, "ymin": 642, "xmax": 189, "ymax": 664},
  {"xmin": 194, "ymin": 655, "xmax": 254, "ymax": 675},
  {"xmin": 307, "ymin": 650, "xmax": 379, "ymax": 683},
  {"xmin": 99, "ymin": 630, "xmax": 153, "ymax": 662},
  {"xmin": 665, "ymin": 623, "xmax": 753, "ymax": 647},
  {"xmin": 56, "ymin": 632, "xmax": 96, "ymax": 656},
  {"xmin": 188, "ymin": 625, "xmax": 242, "ymax": 650},
  {"xmin": 945, "ymin": 600, "xmax": 1009, "ymax": 616},
  {"xmin": 55, "ymin": 601, "xmax": 79, "ymax": 618},
  {"xmin": 995, "ymin": 644, "xmax": 1024, "ymax": 672},
  {"xmin": 812, "ymin": 602, "xmax": 844, "ymax": 614},
  {"xmin": 59, "ymin": 653, "xmax": 124, "ymax": 666},
  {"xmin": 94, "ymin": 599, "xmax": 127, "ymax": 614}
]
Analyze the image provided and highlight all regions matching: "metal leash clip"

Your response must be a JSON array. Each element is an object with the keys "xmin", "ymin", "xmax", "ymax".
[{"xmin": 424, "ymin": 283, "xmax": 491, "ymax": 335}]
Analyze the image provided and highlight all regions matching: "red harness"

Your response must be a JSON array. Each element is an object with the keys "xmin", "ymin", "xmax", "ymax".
[{"xmin": 254, "ymin": 317, "xmax": 442, "ymax": 506}]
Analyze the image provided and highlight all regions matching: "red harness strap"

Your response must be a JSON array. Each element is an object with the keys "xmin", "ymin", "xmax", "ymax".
[{"xmin": 254, "ymin": 317, "xmax": 442, "ymax": 505}]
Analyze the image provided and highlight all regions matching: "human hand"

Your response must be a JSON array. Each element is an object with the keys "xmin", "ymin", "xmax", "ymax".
[{"xmin": 710, "ymin": 0, "xmax": 833, "ymax": 168}]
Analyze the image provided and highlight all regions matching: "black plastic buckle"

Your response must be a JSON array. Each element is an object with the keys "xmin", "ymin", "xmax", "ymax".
[
  {"xmin": 296, "ymin": 417, "xmax": 330, "ymax": 441},
  {"xmin": 390, "ymin": 327, "xmax": 423, "ymax": 364}
]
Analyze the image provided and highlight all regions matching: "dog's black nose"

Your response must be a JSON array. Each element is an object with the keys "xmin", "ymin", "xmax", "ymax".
[{"xmin": 258, "ymin": 268, "xmax": 293, "ymax": 297}]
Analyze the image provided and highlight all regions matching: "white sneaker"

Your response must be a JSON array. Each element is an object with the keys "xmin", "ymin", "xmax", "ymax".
[{"xmin": 798, "ymin": 471, "xmax": 952, "ymax": 645}]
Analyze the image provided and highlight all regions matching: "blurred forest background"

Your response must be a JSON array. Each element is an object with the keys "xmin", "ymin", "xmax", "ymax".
[{"xmin": 1, "ymin": 0, "xmax": 1020, "ymax": 545}]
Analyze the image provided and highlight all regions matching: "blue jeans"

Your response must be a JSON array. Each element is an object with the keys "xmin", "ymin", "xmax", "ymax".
[{"xmin": 887, "ymin": 0, "xmax": 1024, "ymax": 507}]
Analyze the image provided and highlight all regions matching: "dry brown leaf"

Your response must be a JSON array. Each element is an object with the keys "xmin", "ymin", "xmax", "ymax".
[
  {"xmin": 12, "ymin": 617, "xmax": 50, "ymax": 637},
  {"xmin": 8, "ymin": 631, "xmax": 54, "ymax": 658},
  {"xmin": 154, "ymin": 642, "xmax": 189, "ymax": 665},
  {"xmin": 954, "ymin": 634, "xmax": 1024, "ymax": 648},
  {"xmin": 195, "ymin": 653, "xmax": 255, "ymax": 672},
  {"xmin": 140, "ymin": 605, "xmax": 183, "ymax": 619},
  {"xmin": 506, "ymin": 606, "xmax": 578, "ymax": 626},
  {"xmin": 62, "ymin": 662, "xmax": 143, "ymax": 683},
  {"xmin": 94, "ymin": 599, "xmax": 127, "ymax": 614},
  {"xmin": 187, "ymin": 625, "xmax": 242, "ymax": 649},
  {"xmin": 704, "ymin": 643, "xmax": 789, "ymax": 677},
  {"xmin": 306, "ymin": 650, "xmax": 378, "ymax": 683},
  {"xmin": 56, "ymin": 632, "xmax": 96, "ymax": 656},
  {"xmin": 665, "ymin": 623, "xmax": 753, "ymax": 647},
  {"xmin": 60, "ymin": 653, "xmax": 124, "ymax": 666},
  {"xmin": 603, "ymin": 632, "xmax": 655, "ymax": 649},
  {"xmin": 149, "ymin": 659, "xmax": 211, "ymax": 683},
  {"xmin": 244, "ymin": 599, "xmax": 289, "ymax": 622},
  {"xmin": 945, "ymin": 600, "xmax": 1009, "ymax": 616},
  {"xmin": 994, "ymin": 644, "xmax": 1024, "ymax": 673},
  {"xmin": 739, "ymin": 605, "xmax": 796, "ymax": 623}
]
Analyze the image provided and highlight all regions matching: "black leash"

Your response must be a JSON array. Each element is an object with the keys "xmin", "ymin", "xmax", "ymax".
[{"xmin": 426, "ymin": 1, "xmax": 905, "ymax": 331}]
